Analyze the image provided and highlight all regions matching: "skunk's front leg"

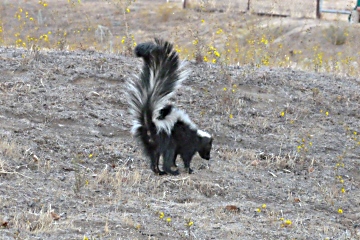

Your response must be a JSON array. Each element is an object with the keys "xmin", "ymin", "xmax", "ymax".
[{"xmin": 163, "ymin": 149, "xmax": 180, "ymax": 175}]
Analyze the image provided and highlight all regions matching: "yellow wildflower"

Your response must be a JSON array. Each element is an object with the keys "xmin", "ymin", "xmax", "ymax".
[{"xmin": 284, "ymin": 220, "xmax": 292, "ymax": 226}]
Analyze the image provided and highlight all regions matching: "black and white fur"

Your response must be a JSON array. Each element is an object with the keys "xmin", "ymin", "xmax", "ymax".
[{"xmin": 127, "ymin": 38, "xmax": 213, "ymax": 175}]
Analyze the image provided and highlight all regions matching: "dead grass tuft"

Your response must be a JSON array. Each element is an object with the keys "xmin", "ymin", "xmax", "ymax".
[
  {"xmin": 11, "ymin": 205, "xmax": 57, "ymax": 233},
  {"xmin": 0, "ymin": 138, "xmax": 23, "ymax": 177},
  {"xmin": 156, "ymin": 3, "xmax": 182, "ymax": 22},
  {"xmin": 0, "ymin": 139, "xmax": 21, "ymax": 160},
  {"xmin": 324, "ymin": 24, "xmax": 348, "ymax": 46}
]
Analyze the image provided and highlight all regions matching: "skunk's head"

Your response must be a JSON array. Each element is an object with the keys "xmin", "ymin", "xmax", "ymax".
[{"xmin": 197, "ymin": 130, "xmax": 213, "ymax": 160}]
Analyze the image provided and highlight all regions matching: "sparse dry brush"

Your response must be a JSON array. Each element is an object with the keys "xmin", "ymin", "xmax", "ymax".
[{"xmin": 2, "ymin": 0, "xmax": 359, "ymax": 76}]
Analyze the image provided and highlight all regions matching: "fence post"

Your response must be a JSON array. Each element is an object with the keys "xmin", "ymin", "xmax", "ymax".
[
  {"xmin": 316, "ymin": 0, "xmax": 321, "ymax": 18},
  {"xmin": 183, "ymin": 0, "xmax": 187, "ymax": 9}
]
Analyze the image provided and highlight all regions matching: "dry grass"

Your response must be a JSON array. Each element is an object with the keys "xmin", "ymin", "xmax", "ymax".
[
  {"xmin": 0, "ymin": 139, "xmax": 22, "ymax": 176},
  {"xmin": 1, "ymin": 0, "xmax": 359, "ymax": 75}
]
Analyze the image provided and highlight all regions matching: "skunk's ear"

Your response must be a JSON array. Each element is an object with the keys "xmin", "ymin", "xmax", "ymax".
[{"xmin": 198, "ymin": 135, "xmax": 212, "ymax": 145}]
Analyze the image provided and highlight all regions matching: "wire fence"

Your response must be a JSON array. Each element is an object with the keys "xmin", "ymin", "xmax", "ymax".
[
  {"xmin": 165, "ymin": 0, "xmax": 356, "ymax": 19},
  {"xmin": 318, "ymin": 0, "xmax": 354, "ymax": 16}
]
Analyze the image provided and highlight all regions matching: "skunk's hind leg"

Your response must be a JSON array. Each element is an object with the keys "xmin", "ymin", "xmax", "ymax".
[
  {"xmin": 150, "ymin": 152, "xmax": 166, "ymax": 175},
  {"xmin": 163, "ymin": 149, "xmax": 179, "ymax": 175},
  {"xmin": 171, "ymin": 152, "xmax": 178, "ymax": 167},
  {"xmin": 182, "ymin": 154, "xmax": 194, "ymax": 174}
]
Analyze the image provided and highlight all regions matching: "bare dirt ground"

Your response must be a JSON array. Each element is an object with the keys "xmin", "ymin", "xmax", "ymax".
[
  {"xmin": 1, "ymin": 1, "xmax": 360, "ymax": 240},
  {"xmin": 1, "ymin": 45, "xmax": 360, "ymax": 239}
]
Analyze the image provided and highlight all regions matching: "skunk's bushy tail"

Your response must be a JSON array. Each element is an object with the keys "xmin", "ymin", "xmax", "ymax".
[{"xmin": 127, "ymin": 39, "xmax": 188, "ymax": 138}]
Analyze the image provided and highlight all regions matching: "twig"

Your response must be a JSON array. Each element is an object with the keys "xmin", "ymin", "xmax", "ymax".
[
  {"xmin": 268, "ymin": 171, "xmax": 277, "ymax": 177},
  {"xmin": 0, "ymin": 170, "xmax": 32, "ymax": 179}
]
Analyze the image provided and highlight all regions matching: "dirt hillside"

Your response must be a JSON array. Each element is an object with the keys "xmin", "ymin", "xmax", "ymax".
[{"xmin": 0, "ymin": 44, "xmax": 359, "ymax": 239}]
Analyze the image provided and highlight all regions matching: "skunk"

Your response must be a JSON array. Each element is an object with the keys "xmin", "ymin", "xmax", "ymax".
[{"xmin": 127, "ymin": 38, "xmax": 213, "ymax": 175}]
